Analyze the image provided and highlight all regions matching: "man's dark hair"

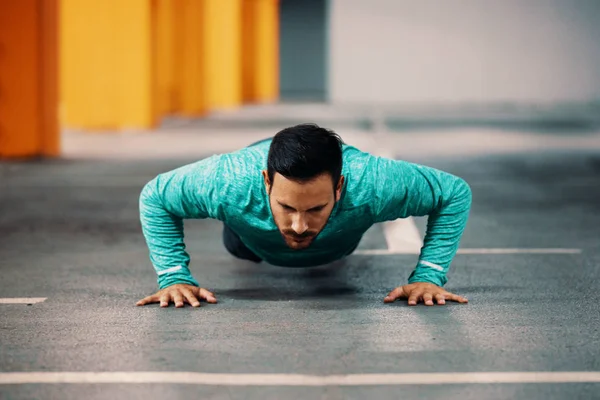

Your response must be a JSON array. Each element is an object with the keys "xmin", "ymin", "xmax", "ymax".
[{"xmin": 267, "ymin": 123, "xmax": 344, "ymax": 190}]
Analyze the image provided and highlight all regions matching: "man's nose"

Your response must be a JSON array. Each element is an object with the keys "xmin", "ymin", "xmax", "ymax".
[{"xmin": 291, "ymin": 214, "xmax": 308, "ymax": 235}]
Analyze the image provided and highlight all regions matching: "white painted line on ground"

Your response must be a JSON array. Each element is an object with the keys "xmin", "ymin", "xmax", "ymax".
[
  {"xmin": 455, "ymin": 248, "xmax": 582, "ymax": 255},
  {"xmin": 355, "ymin": 249, "xmax": 419, "ymax": 255},
  {"xmin": 0, "ymin": 298, "xmax": 47, "ymax": 304},
  {"xmin": 0, "ymin": 371, "xmax": 599, "ymax": 386},
  {"xmin": 354, "ymin": 248, "xmax": 582, "ymax": 255},
  {"xmin": 382, "ymin": 217, "xmax": 423, "ymax": 253}
]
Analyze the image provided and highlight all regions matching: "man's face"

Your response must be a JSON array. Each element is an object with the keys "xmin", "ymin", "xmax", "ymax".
[{"xmin": 263, "ymin": 171, "xmax": 343, "ymax": 250}]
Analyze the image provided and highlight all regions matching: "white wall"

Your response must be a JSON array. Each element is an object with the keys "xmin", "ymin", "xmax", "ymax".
[{"xmin": 329, "ymin": 0, "xmax": 600, "ymax": 104}]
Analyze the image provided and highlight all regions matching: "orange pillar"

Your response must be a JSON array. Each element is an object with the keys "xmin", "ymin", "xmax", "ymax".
[
  {"xmin": 153, "ymin": 0, "xmax": 176, "ymax": 117},
  {"xmin": 165, "ymin": 0, "xmax": 209, "ymax": 117},
  {"xmin": 0, "ymin": 0, "xmax": 60, "ymax": 158},
  {"xmin": 208, "ymin": 0, "xmax": 243, "ymax": 109},
  {"xmin": 168, "ymin": 0, "xmax": 243, "ymax": 117},
  {"xmin": 242, "ymin": 0, "xmax": 279, "ymax": 103},
  {"xmin": 60, "ymin": 0, "xmax": 156, "ymax": 130},
  {"xmin": 178, "ymin": 0, "xmax": 210, "ymax": 116}
]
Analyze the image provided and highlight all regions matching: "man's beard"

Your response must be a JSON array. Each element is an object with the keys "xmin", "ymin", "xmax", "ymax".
[{"xmin": 280, "ymin": 229, "xmax": 319, "ymax": 250}]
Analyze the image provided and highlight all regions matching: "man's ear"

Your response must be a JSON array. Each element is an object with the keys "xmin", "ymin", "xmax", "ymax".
[
  {"xmin": 262, "ymin": 170, "xmax": 271, "ymax": 192},
  {"xmin": 335, "ymin": 175, "xmax": 344, "ymax": 202}
]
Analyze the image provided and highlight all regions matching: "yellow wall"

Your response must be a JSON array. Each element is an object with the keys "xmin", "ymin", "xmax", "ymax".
[
  {"xmin": 242, "ymin": 0, "xmax": 279, "ymax": 103},
  {"xmin": 153, "ymin": 0, "xmax": 176, "ymax": 117},
  {"xmin": 178, "ymin": 0, "xmax": 210, "ymax": 116},
  {"xmin": 0, "ymin": 0, "xmax": 280, "ymax": 156},
  {"xmin": 59, "ymin": 0, "xmax": 278, "ymax": 131},
  {"xmin": 208, "ymin": 0, "xmax": 243, "ymax": 109},
  {"xmin": 172, "ymin": 0, "xmax": 243, "ymax": 115},
  {"xmin": 0, "ymin": 0, "xmax": 59, "ymax": 158},
  {"xmin": 60, "ymin": 0, "xmax": 155, "ymax": 129}
]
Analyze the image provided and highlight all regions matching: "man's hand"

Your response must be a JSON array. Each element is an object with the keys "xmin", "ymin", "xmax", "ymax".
[
  {"xmin": 384, "ymin": 282, "xmax": 468, "ymax": 306},
  {"xmin": 136, "ymin": 284, "xmax": 218, "ymax": 308}
]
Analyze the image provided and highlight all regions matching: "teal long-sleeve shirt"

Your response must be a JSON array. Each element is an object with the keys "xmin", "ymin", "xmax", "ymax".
[{"xmin": 139, "ymin": 140, "xmax": 472, "ymax": 289}]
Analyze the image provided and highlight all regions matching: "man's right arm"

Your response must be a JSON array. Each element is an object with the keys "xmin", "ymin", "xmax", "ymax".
[{"xmin": 138, "ymin": 155, "xmax": 224, "ymax": 290}]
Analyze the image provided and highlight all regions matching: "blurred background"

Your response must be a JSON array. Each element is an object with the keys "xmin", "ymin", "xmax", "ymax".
[{"xmin": 1, "ymin": 0, "xmax": 600, "ymax": 159}]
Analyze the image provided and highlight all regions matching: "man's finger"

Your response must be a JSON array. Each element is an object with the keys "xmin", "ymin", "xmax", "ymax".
[
  {"xmin": 445, "ymin": 292, "xmax": 469, "ymax": 303},
  {"xmin": 182, "ymin": 288, "xmax": 201, "ymax": 307},
  {"xmin": 434, "ymin": 293, "xmax": 446, "ymax": 305},
  {"xmin": 136, "ymin": 295, "xmax": 157, "ymax": 306},
  {"xmin": 384, "ymin": 286, "xmax": 407, "ymax": 303},
  {"xmin": 407, "ymin": 291, "xmax": 422, "ymax": 306},
  {"xmin": 159, "ymin": 293, "xmax": 170, "ymax": 308},
  {"xmin": 422, "ymin": 293, "xmax": 434, "ymax": 306},
  {"xmin": 172, "ymin": 291, "xmax": 185, "ymax": 308},
  {"xmin": 199, "ymin": 288, "xmax": 218, "ymax": 303}
]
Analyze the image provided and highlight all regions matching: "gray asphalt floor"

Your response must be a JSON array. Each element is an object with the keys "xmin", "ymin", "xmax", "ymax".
[{"xmin": 1, "ymin": 138, "xmax": 600, "ymax": 399}]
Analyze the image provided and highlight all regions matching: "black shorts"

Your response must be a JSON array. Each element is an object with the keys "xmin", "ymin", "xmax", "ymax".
[
  {"xmin": 222, "ymin": 224, "xmax": 361, "ymax": 263},
  {"xmin": 222, "ymin": 224, "xmax": 263, "ymax": 263}
]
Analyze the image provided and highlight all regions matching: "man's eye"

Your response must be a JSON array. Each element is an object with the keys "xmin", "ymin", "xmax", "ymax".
[{"xmin": 310, "ymin": 207, "xmax": 324, "ymax": 212}]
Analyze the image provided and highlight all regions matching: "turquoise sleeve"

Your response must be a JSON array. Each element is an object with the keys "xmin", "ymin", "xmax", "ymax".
[
  {"xmin": 138, "ymin": 155, "xmax": 223, "ymax": 289},
  {"xmin": 372, "ymin": 157, "xmax": 472, "ymax": 287}
]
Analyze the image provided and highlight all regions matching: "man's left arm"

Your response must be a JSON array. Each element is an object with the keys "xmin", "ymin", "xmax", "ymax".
[{"xmin": 372, "ymin": 157, "xmax": 472, "ymax": 303}]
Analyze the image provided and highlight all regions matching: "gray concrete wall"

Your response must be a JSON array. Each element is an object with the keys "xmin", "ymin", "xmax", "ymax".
[
  {"xmin": 329, "ymin": 0, "xmax": 600, "ymax": 104},
  {"xmin": 279, "ymin": 0, "xmax": 327, "ymax": 101}
]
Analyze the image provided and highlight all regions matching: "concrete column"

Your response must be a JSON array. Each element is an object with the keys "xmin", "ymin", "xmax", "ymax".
[
  {"xmin": 0, "ymin": 0, "xmax": 59, "ymax": 158},
  {"xmin": 60, "ymin": 0, "xmax": 155, "ymax": 129},
  {"xmin": 242, "ymin": 0, "xmax": 279, "ymax": 103}
]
